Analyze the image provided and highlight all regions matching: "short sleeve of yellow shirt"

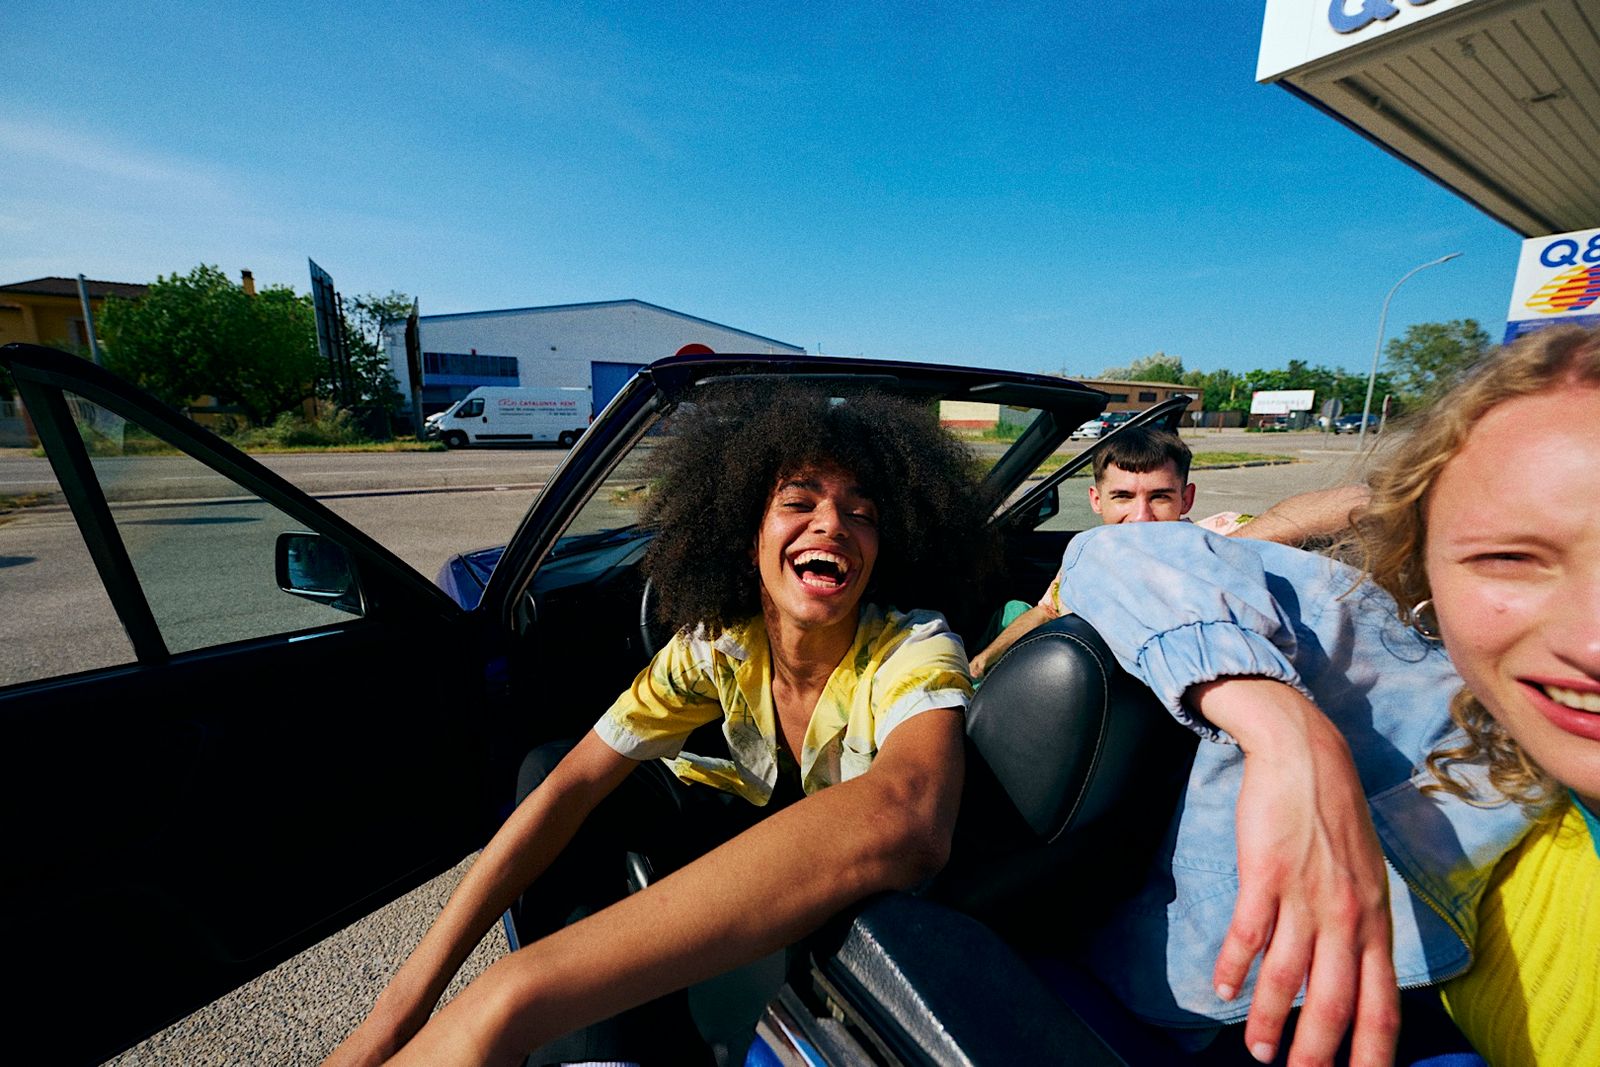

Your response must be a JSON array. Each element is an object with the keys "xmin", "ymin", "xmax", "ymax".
[{"xmin": 593, "ymin": 604, "xmax": 971, "ymax": 805}]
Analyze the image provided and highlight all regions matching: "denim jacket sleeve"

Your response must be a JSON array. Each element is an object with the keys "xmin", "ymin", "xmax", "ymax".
[
  {"xmin": 1053, "ymin": 522, "xmax": 1336, "ymax": 742},
  {"xmin": 1050, "ymin": 522, "xmax": 1533, "ymax": 1026}
]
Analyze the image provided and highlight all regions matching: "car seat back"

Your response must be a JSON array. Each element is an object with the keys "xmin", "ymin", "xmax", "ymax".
[{"xmin": 930, "ymin": 614, "xmax": 1197, "ymax": 944}]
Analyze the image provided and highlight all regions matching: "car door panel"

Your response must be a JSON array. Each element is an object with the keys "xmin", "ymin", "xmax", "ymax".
[
  {"xmin": 8, "ymin": 619, "xmax": 497, "ymax": 1062},
  {"xmin": 1, "ymin": 344, "xmax": 504, "ymax": 1063}
]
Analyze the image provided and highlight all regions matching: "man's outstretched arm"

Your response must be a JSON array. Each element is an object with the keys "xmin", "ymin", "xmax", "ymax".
[
  {"xmin": 386, "ymin": 708, "xmax": 966, "ymax": 1066},
  {"xmin": 1232, "ymin": 485, "xmax": 1369, "ymax": 547},
  {"xmin": 971, "ymin": 602, "xmax": 1059, "ymax": 678}
]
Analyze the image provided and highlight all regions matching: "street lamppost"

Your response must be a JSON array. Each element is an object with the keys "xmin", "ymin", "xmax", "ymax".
[{"xmin": 1360, "ymin": 252, "xmax": 1462, "ymax": 447}]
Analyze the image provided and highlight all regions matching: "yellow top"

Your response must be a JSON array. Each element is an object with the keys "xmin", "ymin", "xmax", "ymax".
[
  {"xmin": 1440, "ymin": 799, "xmax": 1600, "ymax": 1066},
  {"xmin": 594, "ymin": 605, "xmax": 971, "ymax": 804}
]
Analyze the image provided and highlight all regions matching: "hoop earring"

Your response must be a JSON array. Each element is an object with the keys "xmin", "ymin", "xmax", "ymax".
[{"xmin": 1405, "ymin": 598, "xmax": 1441, "ymax": 641}]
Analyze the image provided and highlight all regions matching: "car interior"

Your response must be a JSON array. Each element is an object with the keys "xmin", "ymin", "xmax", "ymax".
[
  {"xmin": 470, "ymin": 372, "xmax": 1216, "ymax": 1064},
  {"xmin": 484, "ymin": 371, "xmax": 1468, "ymax": 1065}
]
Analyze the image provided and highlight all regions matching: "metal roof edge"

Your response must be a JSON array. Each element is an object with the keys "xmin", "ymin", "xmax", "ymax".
[
  {"xmin": 1274, "ymin": 81, "xmax": 1536, "ymax": 237},
  {"xmin": 413, "ymin": 298, "xmax": 805, "ymax": 352}
]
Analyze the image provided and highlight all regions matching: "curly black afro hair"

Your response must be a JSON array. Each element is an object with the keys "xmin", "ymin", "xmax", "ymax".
[{"xmin": 641, "ymin": 381, "xmax": 1000, "ymax": 636}]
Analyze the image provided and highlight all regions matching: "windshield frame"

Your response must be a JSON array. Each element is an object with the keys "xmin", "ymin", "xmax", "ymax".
[{"xmin": 479, "ymin": 353, "xmax": 1111, "ymax": 630}]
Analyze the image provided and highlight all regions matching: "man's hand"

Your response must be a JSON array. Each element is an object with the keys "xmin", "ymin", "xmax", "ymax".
[
  {"xmin": 1189, "ymin": 678, "xmax": 1399, "ymax": 1067},
  {"xmin": 971, "ymin": 602, "xmax": 1057, "ymax": 679}
]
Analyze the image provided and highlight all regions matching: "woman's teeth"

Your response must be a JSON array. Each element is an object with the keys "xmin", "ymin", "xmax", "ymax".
[
  {"xmin": 794, "ymin": 550, "xmax": 849, "ymax": 574},
  {"xmin": 792, "ymin": 550, "xmax": 848, "ymax": 588},
  {"xmin": 1544, "ymin": 684, "xmax": 1600, "ymax": 713}
]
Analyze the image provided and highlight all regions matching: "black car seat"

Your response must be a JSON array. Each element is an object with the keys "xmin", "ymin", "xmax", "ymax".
[
  {"xmin": 807, "ymin": 614, "xmax": 1199, "ymax": 1064},
  {"xmin": 934, "ymin": 613, "xmax": 1197, "ymax": 935}
]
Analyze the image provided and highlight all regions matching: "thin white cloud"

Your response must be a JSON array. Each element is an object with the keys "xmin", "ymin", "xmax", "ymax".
[
  {"xmin": 0, "ymin": 115, "xmax": 231, "ymax": 195},
  {"xmin": 0, "ymin": 113, "xmax": 483, "ymax": 295},
  {"xmin": 474, "ymin": 42, "xmax": 682, "ymax": 162}
]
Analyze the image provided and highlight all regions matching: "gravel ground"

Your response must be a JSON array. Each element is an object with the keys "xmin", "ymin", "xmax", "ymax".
[{"xmin": 106, "ymin": 855, "xmax": 505, "ymax": 1066}]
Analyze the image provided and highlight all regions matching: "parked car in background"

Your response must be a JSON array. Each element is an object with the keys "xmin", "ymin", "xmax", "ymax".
[
  {"xmin": 1333, "ymin": 412, "xmax": 1380, "ymax": 434},
  {"xmin": 1069, "ymin": 409, "xmax": 1135, "ymax": 439}
]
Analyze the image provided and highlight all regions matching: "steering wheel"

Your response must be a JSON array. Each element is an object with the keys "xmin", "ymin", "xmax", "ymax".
[{"xmin": 639, "ymin": 576, "xmax": 669, "ymax": 659}]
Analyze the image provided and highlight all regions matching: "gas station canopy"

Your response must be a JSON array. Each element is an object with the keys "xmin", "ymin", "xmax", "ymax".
[{"xmin": 1259, "ymin": 0, "xmax": 1599, "ymax": 237}]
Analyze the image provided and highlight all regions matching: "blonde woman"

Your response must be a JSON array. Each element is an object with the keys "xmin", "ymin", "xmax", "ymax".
[{"xmin": 1052, "ymin": 325, "xmax": 1597, "ymax": 1065}]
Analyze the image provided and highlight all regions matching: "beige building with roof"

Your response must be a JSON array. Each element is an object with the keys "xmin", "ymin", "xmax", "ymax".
[
  {"xmin": 0, "ymin": 277, "xmax": 149, "ymax": 358},
  {"xmin": 0, "ymin": 277, "xmax": 149, "ymax": 443}
]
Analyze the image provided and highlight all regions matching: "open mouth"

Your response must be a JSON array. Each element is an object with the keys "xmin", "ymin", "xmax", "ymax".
[{"xmin": 791, "ymin": 549, "xmax": 852, "ymax": 590}]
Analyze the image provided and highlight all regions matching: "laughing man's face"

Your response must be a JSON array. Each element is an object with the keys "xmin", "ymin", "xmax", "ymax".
[{"xmin": 1089, "ymin": 461, "xmax": 1195, "ymax": 524}]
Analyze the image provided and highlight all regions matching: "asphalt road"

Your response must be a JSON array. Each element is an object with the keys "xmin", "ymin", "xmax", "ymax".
[
  {"xmin": 1, "ymin": 433, "xmax": 1391, "ymax": 1064},
  {"xmin": 2, "ymin": 432, "xmax": 1383, "ymax": 687}
]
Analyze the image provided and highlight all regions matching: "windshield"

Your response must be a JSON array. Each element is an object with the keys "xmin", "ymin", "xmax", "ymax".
[{"xmin": 553, "ymin": 387, "xmax": 1085, "ymax": 550}]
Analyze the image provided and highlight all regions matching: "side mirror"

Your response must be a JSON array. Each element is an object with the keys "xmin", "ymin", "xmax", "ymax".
[
  {"xmin": 275, "ymin": 532, "xmax": 365, "ymax": 616},
  {"xmin": 1034, "ymin": 484, "xmax": 1060, "ymax": 525}
]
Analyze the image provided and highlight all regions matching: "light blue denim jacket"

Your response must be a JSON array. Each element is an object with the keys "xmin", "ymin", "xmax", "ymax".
[{"xmin": 1054, "ymin": 522, "xmax": 1533, "ymax": 1028}]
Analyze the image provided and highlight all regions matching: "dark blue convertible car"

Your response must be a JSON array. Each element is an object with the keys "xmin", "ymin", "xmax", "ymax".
[{"xmin": 3, "ymin": 342, "xmax": 1201, "ymax": 1065}]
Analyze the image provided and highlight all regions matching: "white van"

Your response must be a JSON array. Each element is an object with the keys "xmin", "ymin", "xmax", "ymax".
[{"xmin": 425, "ymin": 386, "xmax": 591, "ymax": 448}]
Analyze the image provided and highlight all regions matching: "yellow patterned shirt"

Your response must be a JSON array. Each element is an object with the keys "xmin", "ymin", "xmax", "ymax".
[
  {"xmin": 593, "ymin": 604, "xmax": 971, "ymax": 804},
  {"xmin": 1440, "ymin": 798, "xmax": 1600, "ymax": 1066}
]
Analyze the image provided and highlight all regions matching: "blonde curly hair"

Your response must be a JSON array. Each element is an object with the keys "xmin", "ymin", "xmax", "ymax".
[{"xmin": 1354, "ymin": 323, "xmax": 1600, "ymax": 810}]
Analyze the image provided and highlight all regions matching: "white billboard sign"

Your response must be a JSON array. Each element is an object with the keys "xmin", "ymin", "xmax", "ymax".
[
  {"xmin": 1258, "ymin": 0, "xmax": 1479, "ymax": 82},
  {"xmin": 1250, "ymin": 389, "xmax": 1316, "ymax": 415},
  {"xmin": 1504, "ymin": 226, "xmax": 1600, "ymax": 343}
]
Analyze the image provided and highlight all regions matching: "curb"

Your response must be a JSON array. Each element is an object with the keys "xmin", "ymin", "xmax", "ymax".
[{"xmin": 0, "ymin": 481, "xmax": 551, "ymax": 515}]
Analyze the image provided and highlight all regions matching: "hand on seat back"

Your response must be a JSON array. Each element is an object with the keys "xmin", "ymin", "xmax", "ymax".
[{"xmin": 1189, "ymin": 678, "xmax": 1399, "ymax": 1067}]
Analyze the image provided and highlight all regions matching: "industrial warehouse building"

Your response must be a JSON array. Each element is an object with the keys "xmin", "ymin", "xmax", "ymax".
[{"xmin": 382, "ymin": 298, "xmax": 805, "ymax": 417}]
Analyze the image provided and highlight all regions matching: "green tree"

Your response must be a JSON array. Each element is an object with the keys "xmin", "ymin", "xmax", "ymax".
[
  {"xmin": 1384, "ymin": 319, "xmax": 1492, "ymax": 407},
  {"xmin": 98, "ymin": 264, "xmax": 321, "ymax": 424},
  {"xmin": 1100, "ymin": 351, "xmax": 1185, "ymax": 382},
  {"xmin": 333, "ymin": 291, "xmax": 410, "ymax": 422},
  {"xmin": 1181, "ymin": 368, "xmax": 1247, "ymax": 412}
]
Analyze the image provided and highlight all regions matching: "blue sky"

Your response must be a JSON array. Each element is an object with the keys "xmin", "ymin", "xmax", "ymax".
[{"xmin": 2, "ymin": 1, "xmax": 1522, "ymax": 376}]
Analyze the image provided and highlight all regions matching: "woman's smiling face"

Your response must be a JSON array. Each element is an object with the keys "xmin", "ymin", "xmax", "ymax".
[
  {"xmin": 754, "ymin": 464, "xmax": 880, "ymax": 637},
  {"xmin": 1424, "ymin": 381, "xmax": 1600, "ymax": 808}
]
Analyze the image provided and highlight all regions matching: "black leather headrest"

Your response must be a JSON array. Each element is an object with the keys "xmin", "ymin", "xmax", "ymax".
[
  {"xmin": 931, "ymin": 615, "xmax": 1195, "ymax": 933},
  {"xmin": 967, "ymin": 615, "xmax": 1179, "ymax": 842}
]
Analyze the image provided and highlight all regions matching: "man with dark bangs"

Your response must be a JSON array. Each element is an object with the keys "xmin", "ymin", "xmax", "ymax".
[{"xmin": 971, "ymin": 425, "xmax": 1366, "ymax": 678}]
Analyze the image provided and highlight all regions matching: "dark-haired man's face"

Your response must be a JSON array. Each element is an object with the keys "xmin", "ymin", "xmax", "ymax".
[{"xmin": 1089, "ymin": 461, "xmax": 1195, "ymax": 524}]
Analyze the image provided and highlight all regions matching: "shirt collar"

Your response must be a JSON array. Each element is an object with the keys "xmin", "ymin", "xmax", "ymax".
[{"xmin": 1571, "ymin": 790, "xmax": 1600, "ymax": 860}]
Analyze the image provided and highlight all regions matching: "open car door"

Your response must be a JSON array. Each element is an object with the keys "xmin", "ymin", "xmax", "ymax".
[{"xmin": 1, "ymin": 344, "xmax": 507, "ymax": 1064}]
